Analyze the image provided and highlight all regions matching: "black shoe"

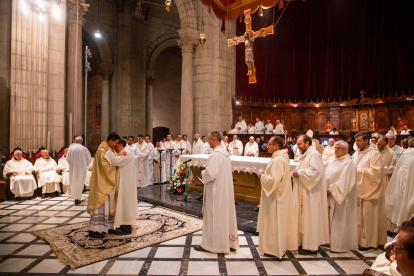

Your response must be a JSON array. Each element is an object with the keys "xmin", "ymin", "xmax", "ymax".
[
  {"xmin": 75, "ymin": 199, "xmax": 81, "ymax": 206},
  {"xmin": 55, "ymin": 191, "xmax": 60, "ymax": 197},
  {"xmin": 196, "ymin": 195, "xmax": 203, "ymax": 201},
  {"xmin": 230, "ymin": 248, "xmax": 237, "ymax": 252},
  {"xmin": 298, "ymin": 248, "xmax": 318, "ymax": 255},
  {"xmin": 358, "ymin": 246, "xmax": 371, "ymax": 251},
  {"xmin": 264, "ymin": 253, "xmax": 285, "ymax": 259},
  {"xmin": 41, "ymin": 194, "xmax": 46, "ymax": 199},
  {"xmin": 89, "ymin": 231, "xmax": 104, "ymax": 239},
  {"xmin": 194, "ymin": 245, "xmax": 211, "ymax": 253},
  {"xmin": 108, "ymin": 229, "xmax": 128, "ymax": 235}
]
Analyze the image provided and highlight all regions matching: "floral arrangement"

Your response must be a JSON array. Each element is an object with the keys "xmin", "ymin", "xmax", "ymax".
[
  {"xmin": 254, "ymin": 205, "xmax": 260, "ymax": 212},
  {"xmin": 166, "ymin": 162, "xmax": 189, "ymax": 195}
]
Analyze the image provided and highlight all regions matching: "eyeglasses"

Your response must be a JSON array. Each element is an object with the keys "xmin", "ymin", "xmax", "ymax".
[{"xmin": 391, "ymin": 242, "xmax": 408, "ymax": 251}]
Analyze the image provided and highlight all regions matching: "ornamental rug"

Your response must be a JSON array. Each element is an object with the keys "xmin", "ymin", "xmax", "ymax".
[{"xmin": 31, "ymin": 207, "xmax": 203, "ymax": 269}]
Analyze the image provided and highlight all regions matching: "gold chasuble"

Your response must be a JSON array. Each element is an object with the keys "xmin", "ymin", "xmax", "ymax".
[{"xmin": 86, "ymin": 142, "xmax": 116, "ymax": 214}]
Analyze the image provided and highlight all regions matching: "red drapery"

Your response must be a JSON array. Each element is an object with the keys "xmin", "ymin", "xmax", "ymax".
[{"xmin": 235, "ymin": 0, "xmax": 414, "ymax": 101}]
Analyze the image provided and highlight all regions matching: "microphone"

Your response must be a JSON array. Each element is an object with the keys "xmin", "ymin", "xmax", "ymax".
[{"xmin": 182, "ymin": 159, "xmax": 192, "ymax": 164}]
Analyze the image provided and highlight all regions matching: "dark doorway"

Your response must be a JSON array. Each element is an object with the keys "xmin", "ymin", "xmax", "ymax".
[{"xmin": 153, "ymin": 127, "xmax": 169, "ymax": 144}]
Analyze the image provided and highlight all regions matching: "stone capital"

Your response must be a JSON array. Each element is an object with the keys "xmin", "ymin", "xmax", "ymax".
[
  {"xmin": 68, "ymin": 0, "xmax": 90, "ymax": 25},
  {"xmin": 178, "ymin": 40, "xmax": 198, "ymax": 54},
  {"xmin": 146, "ymin": 70, "xmax": 155, "ymax": 86},
  {"xmin": 99, "ymin": 63, "xmax": 114, "ymax": 80}
]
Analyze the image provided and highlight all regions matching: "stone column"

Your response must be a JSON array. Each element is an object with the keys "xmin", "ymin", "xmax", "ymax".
[
  {"xmin": 146, "ymin": 70, "xmax": 155, "ymax": 138},
  {"xmin": 67, "ymin": 0, "xmax": 89, "ymax": 139},
  {"xmin": 100, "ymin": 63, "xmax": 114, "ymax": 141}
]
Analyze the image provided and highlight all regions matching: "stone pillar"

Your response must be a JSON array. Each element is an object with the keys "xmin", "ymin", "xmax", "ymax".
[
  {"xmin": 100, "ymin": 63, "xmax": 114, "ymax": 141},
  {"xmin": 67, "ymin": 0, "xmax": 89, "ymax": 139},
  {"xmin": 146, "ymin": 70, "xmax": 155, "ymax": 138}
]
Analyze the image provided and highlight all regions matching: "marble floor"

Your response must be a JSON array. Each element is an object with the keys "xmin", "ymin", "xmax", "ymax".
[{"xmin": 0, "ymin": 193, "xmax": 384, "ymax": 275}]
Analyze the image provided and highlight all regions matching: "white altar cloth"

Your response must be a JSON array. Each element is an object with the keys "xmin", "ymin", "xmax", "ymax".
[{"xmin": 178, "ymin": 154, "xmax": 297, "ymax": 175}]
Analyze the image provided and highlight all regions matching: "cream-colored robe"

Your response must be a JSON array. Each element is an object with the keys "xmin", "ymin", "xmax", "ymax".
[
  {"xmin": 175, "ymin": 140, "xmax": 187, "ymax": 162},
  {"xmin": 164, "ymin": 140, "xmax": 178, "ymax": 180},
  {"xmin": 33, "ymin": 157, "xmax": 62, "ymax": 193},
  {"xmin": 264, "ymin": 123, "xmax": 274, "ymax": 134},
  {"xmin": 326, "ymin": 154, "xmax": 358, "ymax": 252},
  {"xmin": 192, "ymin": 139, "xmax": 205, "ymax": 155},
  {"xmin": 235, "ymin": 120, "xmax": 247, "ymax": 134},
  {"xmin": 84, "ymin": 159, "xmax": 94, "ymax": 190},
  {"xmin": 148, "ymin": 142, "xmax": 155, "ymax": 184},
  {"xmin": 57, "ymin": 156, "xmax": 71, "ymax": 195},
  {"xmin": 201, "ymin": 145, "xmax": 239, "ymax": 253},
  {"xmin": 3, "ymin": 158, "xmax": 37, "ymax": 197},
  {"xmin": 273, "ymin": 123, "xmax": 284, "ymax": 134},
  {"xmin": 379, "ymin": 147, "xmax": 397, "ymax": 232},
  {"xmin": 204, "ymin": 142, "xmax": 211, "ymax": 154},
  {"xmin": 390, "ymin": 145, "xmax": 404, "ymax": 159},
  {"xmin": 323, "ymin": 145, "xmax": 335, "ymax": 160},
  {"xmin": 183, "ymin": 140, "xmax": 192, "ymax": 155},
  {"xmin": 293, "ymin": 147, "xmax": 330, "ymax": 251},
  {"xmin": 136, "ymin": 141, "xmax": 150, "ymax": 188},
  {"xmin": 258, "ymin": 149, "xmax": 298, "ymax": 258},
  {"xmin": 229, "ymin": 140, "xmax": 243, "ymax": 156},
  {"xmin": 254, "ymin": 121, "xmax": 265, "ymax": 134},
  {"xmin": 66, "ymin": 143, "xmax": 92, "ymax": 200},
  {"xmin": 244, "ymin": 142, "xmax": 259, "ymax": 157},
  {"xmin": 248, "ymin": 126, "xmax": 255, "ymax": 134},
  {"xmin": 153, "ymin": 146, "xmax": 166, "ymax": 183},
  {"xmin": 352, "ymin": 144, "xmax": 387, "ymax": 248}
]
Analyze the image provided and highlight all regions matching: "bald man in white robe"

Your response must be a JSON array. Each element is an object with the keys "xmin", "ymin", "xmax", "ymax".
[
  {"xmin": 244, "ymin": 136, "xmax": 259, "ymax": 157},
  {"xmin": 192, "ymin": 134, "xmax": 205, "ymax": 155},
  {"xmin": 229, "ymin": 135, "xmax": 243, "ymax": 156},
  {"xmin": 34, "ymin": 150, "xmax": 62, "ymax": 196},
  {"xmin": 235, "ymin": 116, "xmax": 247, "ymax": 134},
  {"xmin": 57, "ymin": 148, "xmax": 71, "ymax": 195}
]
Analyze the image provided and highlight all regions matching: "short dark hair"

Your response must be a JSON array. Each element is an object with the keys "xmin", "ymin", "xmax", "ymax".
[
  {"xmin": 107, "ymin": 132, "xmax": 120, "ymax": 142},
  {"xmin": 167, "ymin": 133, "xmax": 172, "ymax": 137},
  {"xmin": 119, "ymin": 138, "xmax": 127, "ymax": 147},
  {"xmin": 401, "ymin": 220, "xmax": 414, "ymax": 259},
  {"xmin": 354, "ymin": 132, "xmax": 370, "ymax": 142},
  {"xmin": 183, "ymin": 134, "xmax": 187, "ymax": 138},
  {"xmin": 377, "ymin": 135, "xmax": 388, "ymax": 144},
  {"xmin": 145, "ymin": 135, "xmax": 151, "ymax": 139},
  {"xmin": 270, "ymin": 136, "xmax": 284, "ymax": 148},
  {"xmin": 122, "ymin": 136, "xmax": 128, "ymax": 140},
  {"xmin": 128, "ymin": 136, "xmax": 134, "ymax": 140},
  {"xmin": 137, "ymin": 134, "xmax": 144, "ymax": 138},
  {"xmin": 299, "ymin": 135, "xmax": 312, "ymax": 146},
  {"xmin": 177, "ymin": 134, "xmax": 182, "ymax": 137},
  {"xmin": 202, "ymin": 136, "xmax": 206, "ymax": 139},
  {"xmin": 333, "ymin": 128, "xmax": 336, "ymax": 131}
]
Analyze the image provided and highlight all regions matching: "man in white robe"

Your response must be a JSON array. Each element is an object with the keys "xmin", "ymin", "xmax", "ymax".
[
  {"xmin": 254, "ymin": 117, "xmax": 264, "ymax": 134},
  {"xmin": 192, "ymin": 133, "xmax": 205, "ymax": 155},
  {"xmin": 385, "ymin": 138, "xmax": 414, "ymax": 232},
  {"xmin": 182, "ymin": 134, "xmax": 192, "ymax": 154},
  {"xmin": 326, "ymin": 140, "xmax": 358, "ymax": 253},
  {"xmin": 3, "ymin": 150, "xmax": 37, "ymax": 198},
  {"xmin": 104, "ymin": 138, "xmax": 137, "ymax": 235},
  {"xmin": 145, "ymin": 135, "xmax": 155, "ymax": 184},
  {"xmin": 400, "ymin": 126, "xmax": 411, "ymax": 135},
  {"xmin": 264, "ymin": 119, "xmax": 274, "ymax": 134},
  {"xmin": 273, "ymin": 120, "xmax": 284, "ymax": 134},
  {"xmin": 126, "ymin": 136, "xmax": 140, "ymax": 161},
  {"xmin": 244, "ymin": 136, "xmax": 259, "ymax": 157},
  {"xmin": 247, "ymin": 123, "xmax": 255, "ymax": 134},
  {"xmin": 292, "ymin": 135, "xmax": 330, "ymax": 255},
  {"xmin": 257, "ymin": 136, "xmax": 298, "ymax": 258},
  {"xmin": 323, "ymin": 138, "xmax": 335, "ymax": 161},
  {"xmin": 194, "ymin": 131, "xmax": 239, "ymax": 253},
  {"xmin": 56, "ymin": 148, "xmax": 70, "ymax": 195},
  {"xmin": 229, "ymin": 134, "xmax": 243, "ymax": 156},
  {"xmin": 164, "ymin": 134, "xmax": 178, "ymax": 180},
  {"xmin": 34, "ymin": 150, "xmax": 62, "ymax": 196},
  {"xmin": 66, "ymin": 136, "xmax": 92, "ymax": 205},
  {"xmin": 175, "ymin": 134, "xmax": 187, "ymax": 162},
  {"xmin": 329, "ymin": 128, "xmax": 339, "ymax": 135},
  {"xmin": 352, "ymin": 132, "xmax": 387, "ymax": 250},
  {"xmin": 202, "ymin": 136, "xmax": 211, "ymax": 154},
  {"xmin": 136, "ymin": 134, "xmax": 150, "ymax": 188},
  {"xmin": 222, "ymin": 136, "xmax": 229, "ymax": 151},
  {"xmin": 153, "ymin": 141, "xmax": 167, "ymax": 183},
  {"xmin": 386, "ymin": 132, "xmax": 404, "ymax": 158},
  {"xmin": 235, "ymin": 116, "xmax": 247, "ymax": 134}
]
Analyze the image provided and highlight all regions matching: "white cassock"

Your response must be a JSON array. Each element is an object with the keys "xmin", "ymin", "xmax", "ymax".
[
  {"xmin": 329, "ymin": 131, "xmax": 339, "ymax": 135},
  {"xmin": 390, "ymin": 145, "xmax": 404, "ymax": 159},
  {"xmin": 273, "ymin": 123, "xmax": 284, "ymax": 134},
  {"xmin": 352, "ymin": 144, "xmax": 387, "ymax": 248},
  {"xmin": 254, "ymin": 121, "xmax": 264, "ymax": 134},
  {"xmin": 204, "ymin": 142, "xmax": 211, "ymax": 154},
  {"xmin": 192, "ymin": 139, "xmax": 205, "ymax": 155},
  {"xmin": 57, "ymin": 156, "xmax": 71, "ymax": 195},
  {"xmin": 235, "ymin": 120, "xmax": 247, "ymax": 134},
  {"xmin": 66, "ymin": 143, "xmax": 92, "ymax": 200},
  {"xmin": 126, "ymin": 143, "xmax": 140, "ymax": 162},
  {"xmin": 153, "ymin": 146, "xmax": 167, "ymax": 183},
  {"xmin": 293, "ymin": 147, "xmax": 330, "ymax": 251},
  {"xmin": 105, "ymin": 148, "xmax": 137, "ymax": 227},
  {"xmin": 136, "ymin": 141, "xmax": 150, "ymax": 188},
  {"xmin": 84, "ymin": 159, "xmax": 94, "ymax": 190},
  {"xmin": 3, "ymin": 158, "xmax": 37, "ymax": 197},
  {"xmin": 257, "ymin": 149, "xmax": 298, "ymax": 258},
  {"xmin": 164, "ymin": 140, "xmax": 178, "ymax": 180},
  {"xmin": 183, "ymin": 140, "xmax": 192, "ymax": 155},
  {"xmin": 201, "ymin": 145, "xmax": 239, "ymax": 253},
  {"xmin": 175, "ymin": 140, "xmax": 187, "ymax": 162},
  {"xmin": 385, "ymin": 147, "xmax": 414, "ymax": 232},
  {"xmin": 228, "ymin": 128, "xmax": 237, "ymax": 134},
  {"xmin": 326, "ymin": 153, "xmax": 358, "ymax": 252},
  {"xmin": 400, "ymin": 129, "xmax": 411, "ymax": 135},
  {"xmin": 247, "ymin": 126, "xmax": 255, "ymax": 134},
  {"xmin": 264, "ymin": 123, "xmax": 274, "ymax": 134},
  {"xmin": 244, "ymin": 142, "xmax": 259, "ymax": 157},
  {"xmin": 323, "ymin": 146, "xmax": 335, "ymax": 160},
  {"xmin": 34, "ymin": 157, "xmax": 62, "ymax": 193},
  {"xmin": 148, "ymin": 142, "xmax": 155, "ymax": 184},
  {"xmin": 229, "ymin": 140, "xmax": 243, "ymax": 156}
]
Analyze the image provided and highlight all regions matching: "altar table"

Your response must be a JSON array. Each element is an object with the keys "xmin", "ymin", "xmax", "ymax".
[{"xmin": 178, "ymin": 155, "xmax": 298, "ymax": 203}]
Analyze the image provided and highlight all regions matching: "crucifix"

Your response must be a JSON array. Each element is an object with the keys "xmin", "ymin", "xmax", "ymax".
[{"xmin": 228, "ymin": 9, "xmax": 274, "ymax": 84}]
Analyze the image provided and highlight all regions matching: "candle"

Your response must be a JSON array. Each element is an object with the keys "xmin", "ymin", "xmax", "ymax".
[
  {"xmin": 159, "ymin": 142, "xmax": 162, "ymax": 150},
  {"xmin": 180, "ymin": 141, "xmax": 183, "ymax": 149}
]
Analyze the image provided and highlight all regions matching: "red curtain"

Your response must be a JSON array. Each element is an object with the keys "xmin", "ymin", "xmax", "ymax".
[{"xmin": 235, "ymin": 0, "xmax": 414, "ymax": 101}]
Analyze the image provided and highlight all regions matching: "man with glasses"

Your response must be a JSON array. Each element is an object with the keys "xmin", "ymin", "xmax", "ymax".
[
  {"xmin": 391, "ymin": 220, "xmax": 414, "ymax": 276},
  {"xmin": 386, "ymin": 132, "xmax": 404, "ymax": 158}
]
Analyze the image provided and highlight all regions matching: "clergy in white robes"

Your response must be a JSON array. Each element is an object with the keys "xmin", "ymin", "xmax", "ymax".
[
  {"xmin": 323, "ymin": 138, "xmax": 335, "ymax": 161},
  {"xmin": 254, "ymin": 117, "xmax": 265, "ymax": 134},
  {"xmin": 195, "ymin": 131, "xmax": 239, "ymax": 253},
  {"xmin": 34, "ymin": 150, "xmax": 62, "ymax": 195},
  {"xmin": 352, "ymin": 132, "xmax": 387, "ymax": 249},
  {"xmin": 247, "ymin": 123, "xmax": 255, "ymax": 134},
  {"xmin": 386, "ymin": 132, "xmax": 404, "ymax": 158},
  {"xmin": 84, "ymin": 159, "xmax": 94, "ymax": 190},
  {"xmin": 257, "ymin": 136, "xmax": 298, "ymax": 258},
  {"xmin": 67, "ymin": 137, "xmax": 92, "ymax": 204},
  {"xmin": 145, "ymin": 135, "xmax": 155, "ymax": 184},
  {"xmin": 385, "ymin": 138, "xmax": 414, "ymax": 232},
  {"xmin": 175, "ymin": 134, "xmax": 187, "ymax": 162},
  {"xmin": 153, "ymin": 141, "xmax": 167, "ymax": 183},
  {"xmin": 202, "ymin": 136, "xmax": 211, "ymax": 154},
  {"xmin": 400, "ymin": 126, "xmax": 411, "ymax": 135},
  {"xmin": 192, "ymin": 134, "xmax": 205, "ymax": 155},
  {"xmin": 57, "ymin": 148, "xmax": 71, "ymax": 195},
  {"xmin": 273, "ymin": 120, "xmax": 284, "ymax": 134},
  {"xmin": 329, "ymin": 128, "xmax": 339, "ymax": 135},
  {"xmin": 229, "ymin": 135, "xmax": 243, "ymax": 156},
  {"xmin": 164, "ymin": 134, "xmax": 178, "ymax": 180},
  {"xmin": 126, "ymin": 136, "xmax": 140, "ymax": 161},
  {"xmin": 264, "ymin": 120, "xmax": 274, "ymax": 134},
  {"xmin": 136, "ymin": 134, "xmax": 150, "ymax": 188},
  {"xmin": 244, "ymin": 137, "xmax": 259, "ymax": 157},
  {"xmin": 222, "ymin": 136, "xmax": 229, "ymax": 151},
  {"xmin": 104, "ymin": 139, "xmax": 137, "ymax": 234},
  {"xmin": 326, "ymin": 140, "xmax": 358, "ymax": 253},
  {"xmin": 235, "ymin": 116, "xmax": 247, "ymax": 134},
  {"xmin": 3, "ymin": 150, "xmax": 37, "ymax": 198},
  {"xmin": 183, "ymin": 134, "xmax": 192, "ymax": 154},
  {"xmin": 292, "ymin": 135, "xmax": 330, "ymax": 254}
]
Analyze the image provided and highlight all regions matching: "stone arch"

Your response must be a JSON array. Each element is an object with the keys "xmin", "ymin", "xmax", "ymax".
[
  {"xmin": 147, "ymin": 36, "xmax": 180, "ymax": 70},
  {"xmin": 174, "ymin": 0, "xmax": 197, "ymax": 30},
  {"xmin": 82, "ymin": 20, "xmax": 112, "ymax": 64},
  {"xmin": 148, "ymin": 38, "xmax": 180, "ymax": 71}
]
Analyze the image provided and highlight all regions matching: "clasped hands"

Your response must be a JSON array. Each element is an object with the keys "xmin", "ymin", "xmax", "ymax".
[{"xmin": 11, "ymin": 172, "xmax": 31, "ymax": 177}]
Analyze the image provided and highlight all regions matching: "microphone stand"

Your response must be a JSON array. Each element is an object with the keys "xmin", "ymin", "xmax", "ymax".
[
  {"xmin": 157, "ymin": 149, "xmax": 164, "ymax": 184},
  {"xmin": 168, "ymin": 148, "xmax": 174, "ymax": 181}
]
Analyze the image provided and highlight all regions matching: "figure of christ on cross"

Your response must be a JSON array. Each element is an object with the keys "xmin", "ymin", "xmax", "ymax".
[{"xmin": 228, "ymin": 9, "xmax": 274, "ymax": 84}]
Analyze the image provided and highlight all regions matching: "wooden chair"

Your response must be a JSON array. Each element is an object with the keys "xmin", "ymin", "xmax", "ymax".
[
  {"xmin": 9, "ymin": 147, "xmax": 29, "ymax": 160},
  {"xmin": 54, "ymin": 146, "xmax": 66, "ymax": 163}
]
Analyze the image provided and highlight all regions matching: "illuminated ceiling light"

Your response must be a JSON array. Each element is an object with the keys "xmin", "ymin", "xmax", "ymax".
[
  {"xmin": 316, "ymin": 104, "xmax": 319, "ymax": 107},
  {"xmin": 199, "ymin": 21, "xmax": 206, "ymax": 45},
  {"xmin": 236, "ymin": 101, "xmax": 240, "ymax": 105},
  {"xmin": 274, "ymin": 104, "xmax": 276, "ymax": 107},
  {"xmin": 94, "ymin": 30, "xmax": 101, "ymax": 38},
  {"xmin": 38, "ymin": 13, "xmax": 44, "ymax": 20},
  {"xmin": 165, "ymin": 0, "xmax": 172, "ymax": 12},
  {"xmin": 294, "ymin": 104, "xmax": 297, "ymax": 107}
]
